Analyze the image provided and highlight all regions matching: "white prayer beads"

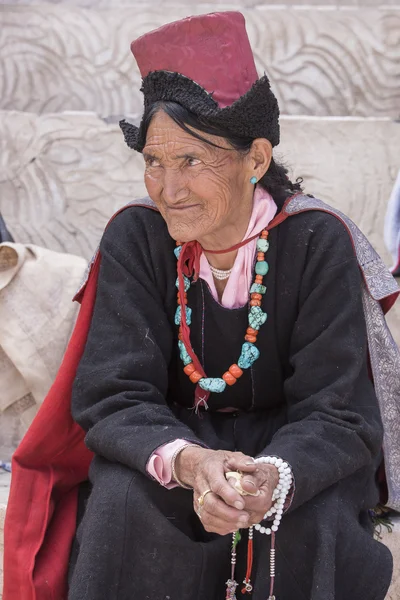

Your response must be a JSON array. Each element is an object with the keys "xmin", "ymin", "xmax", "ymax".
[{"xmin": 253, "ymin": 456, "xmax": 293, "ymax": 536}]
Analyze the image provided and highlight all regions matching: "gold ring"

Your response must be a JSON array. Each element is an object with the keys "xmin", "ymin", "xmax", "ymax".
[{"xmin": 198, "ymin": 489, "xmax": 212, "ymax": 507}]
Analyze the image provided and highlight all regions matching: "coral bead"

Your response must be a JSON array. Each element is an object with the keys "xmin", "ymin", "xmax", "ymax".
[
  {"xmin": 183, "ymin": 363, "xmax": 195, "ymax": 375},
  {"xmin": 251, "ymin": 293, "xmax": 262, "ymax": 301},
  {"xmin": 250, "ymin": 299, "xmax": 261, "ymax": 307},
  {"xmin": 229, "ymin": 364, "xmax": 243, "ymax": 378},
  {"xmin": 177, "ymin": 296, "xmax": 187, "ymax": 305},
  {"xmin": 222, "ymin": 371, "xmax": 237, "ymax": 386},
  {"xmin": 257, "ymin": 252, "xmax": 265, "ymax": 261},
  {"xmin": 245, "ymin": 334, "xmax": 258, "ymax": 343},
  {"xmin": 255, "ymin": 275, "xmax": 263, "ymax": 284},
  {"xmin": 246, "ymin": 327, "xmax": 258, "ymax": 336},
  {"xmin": 261, "ymin": 231, "xmax": 268, "ymax": 239},
  {"xmin": 189, "ymin": 370, "xmax": 202, "ymax": 383}
]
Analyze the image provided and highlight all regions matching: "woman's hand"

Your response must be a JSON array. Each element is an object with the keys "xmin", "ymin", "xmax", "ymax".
[
  {"xmin": 231, "ymin": 463, "xmax": 280, "ymax": 526},
  {"xmin": 174, "ymin": 446, "xmax": 257, "ymax": 536}
]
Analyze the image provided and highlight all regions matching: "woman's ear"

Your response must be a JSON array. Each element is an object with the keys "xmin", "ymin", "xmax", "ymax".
[{"xmin": 248, "ymin": 138, "xmax": 273, "ymax": 181}]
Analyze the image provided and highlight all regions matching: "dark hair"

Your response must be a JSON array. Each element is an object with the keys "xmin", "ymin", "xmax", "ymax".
[{"xmin": 142, "ymin": 101, "xmax": 303, "ymax": 208}]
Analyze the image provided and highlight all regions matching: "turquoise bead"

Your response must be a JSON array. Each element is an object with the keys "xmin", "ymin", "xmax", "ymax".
[
  {"xmin": 256, "ymin": 238, "xmax": 269, "ymax": 253},
  {"xmin": 174, "ymin": 305, "xmax": 192, "ymax": 326},
  {"xmin": 248, "ymin": 306, "xmax": 267, "ymax": 330},
  {"xmin": 250, "ymin": 283, "xmax": 266, "ymax": 295},
  {"xmin": 238, "ymin": 342, "xmax": 260, "ymax": 369},
  {"xmin": 174, "ymin": 246, "xmax": 182, "ymax": 259},
  {"xmin": 178, "ymin": 340, "xmax": 192, "ymax": 366},
  {"xmin": 255, "ymin": 261, "xmax": 269, "ymax": 276},
  {"xmin": 175, "ymin": 275, "xmax": 190, "ymax": 292},
  {"xmin": 198, "ymin": 378, "xmax": 227, "ymax": 393}
]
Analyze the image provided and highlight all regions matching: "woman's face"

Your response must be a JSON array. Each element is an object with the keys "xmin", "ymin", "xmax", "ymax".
[{"xmin": 143, "ymin": 110, "xmax": 259, "ymax": 244}]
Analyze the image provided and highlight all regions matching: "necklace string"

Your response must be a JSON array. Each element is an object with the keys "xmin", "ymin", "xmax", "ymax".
[{"xmin": 176, "ymin": 194, "xmax": 299, "ymax": 409}]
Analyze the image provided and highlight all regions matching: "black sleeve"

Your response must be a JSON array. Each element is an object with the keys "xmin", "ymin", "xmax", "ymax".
[
  {"xmin": 265, "ymin": 215, "xmax": 383, "ymax": 511},
  {"xmin": 71, "ymin": 209, "xmax": 204, "ymax": 474}
]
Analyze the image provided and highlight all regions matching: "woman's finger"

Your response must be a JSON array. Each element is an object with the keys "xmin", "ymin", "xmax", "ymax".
[
  {"xmin": 237, "ymin": 473, "xmax": 261, "ymax": 495},
  {"xmin": 225, "ymin": 454, "xmax": 258, "ymax": 474},
  {"xmin": 208, "ymin": 468, "xmax": 246, "ymax": 510},
  {"xmin": 243, "ymin": 489, "xmax": 271, "ymax": 514},
  {"xmin": 200, "ymin": 508, "xmax": 246, "ymax": 536},
  {"xmin": 199, "ymin": 491, "xmax": 249, "ymax": 528}
]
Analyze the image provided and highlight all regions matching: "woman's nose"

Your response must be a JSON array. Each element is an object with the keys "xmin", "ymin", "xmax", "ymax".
[{"xmin": 162, "ymin": 169, "xmax": 189, "ymax": 204}]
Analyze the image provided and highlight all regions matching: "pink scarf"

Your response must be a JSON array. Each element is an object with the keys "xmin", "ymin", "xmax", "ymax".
[{"xmin": 199, "ymin": 186, "xmax": 277, "ymax": 308}]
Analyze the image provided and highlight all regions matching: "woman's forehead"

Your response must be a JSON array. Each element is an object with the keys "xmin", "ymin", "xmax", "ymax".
[{"xmin": 143, "ymin": 111, "xmax": 227, "ymax": 157}]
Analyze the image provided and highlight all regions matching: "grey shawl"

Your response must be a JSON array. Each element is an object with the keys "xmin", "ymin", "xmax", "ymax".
[{"xmin": 285, "ymin": 194, "xmax": 400, "ymax": 510}]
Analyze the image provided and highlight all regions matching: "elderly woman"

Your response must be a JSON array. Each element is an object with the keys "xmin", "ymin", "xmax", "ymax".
[{"xmin": 4, "ymin": 11, "xmax": 400, "ymax": 600}]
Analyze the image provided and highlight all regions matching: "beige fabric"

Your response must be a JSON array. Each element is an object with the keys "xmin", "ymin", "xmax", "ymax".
[{"xmin": 0, "ymin": 243, "xmax": 87, "ymax": 460}]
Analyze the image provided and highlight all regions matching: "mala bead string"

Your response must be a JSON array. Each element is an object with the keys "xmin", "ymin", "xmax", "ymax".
[
  {"xmin": 253, "ymin": 456, "xmax": 293, "ymax": 600},
  {"xmin": 241, "ymin": 526, "xmax": 254, "ymax": 594},
  {"xmin": 268, "ymin": 533, "xmax": 276, "ymax": 600},
  {"xmin": 226, "ymin": 531, "xmax": 241, "ymax": 599},
  {"xmin": 253, "ymin": 456, "xmax": 292, "ymax": 535}
]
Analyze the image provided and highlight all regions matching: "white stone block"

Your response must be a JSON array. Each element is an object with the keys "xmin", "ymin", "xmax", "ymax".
[
  {"xmin": 0, "ymin": 471, "xmax": 10, "ymax": 600},
  {"xmin": 0, "ymin": 111, "xmax": 399, "ymax": 344},
  {"xmin": 0, "ymin": 111, "xmax": 147, "ymax": 259},
  {"xmin": 0, "ymin": 6, "xmax": 398, "ymax": 117},
  {"xmin": 0, "ymin": 503, "xmax": 5, "ymax": 599}
]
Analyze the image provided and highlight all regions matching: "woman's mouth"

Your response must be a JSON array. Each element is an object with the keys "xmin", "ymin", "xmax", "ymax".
[{"xmin": 168, "ymin": 204, "xmax": 200, "ymax": 212}]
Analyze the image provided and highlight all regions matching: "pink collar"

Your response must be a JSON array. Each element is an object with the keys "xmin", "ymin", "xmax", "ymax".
[{"xmin": 199, "ymin": 186, "xmax": 277, "ymax": 308}]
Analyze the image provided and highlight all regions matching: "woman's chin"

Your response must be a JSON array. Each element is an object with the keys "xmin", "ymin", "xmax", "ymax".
[{"xmin": 166, "ymin": 220, "xmax": 204, "ymax": 244}]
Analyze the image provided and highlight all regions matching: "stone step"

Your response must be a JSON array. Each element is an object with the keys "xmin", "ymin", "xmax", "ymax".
[
  {"xmin": 0, "ymin": 470, "xmax": 11, "ymax": 599},
  {"xmin": 0, "ymin": 5, "xmax": 399, "ymax": 117},
  {"xmin": 0, "ymin": 111, "xmax": 397, "ymax": 260},
  {"xmin": 1, "ymin": 111, "xmax": 399, "ymax": 344}
]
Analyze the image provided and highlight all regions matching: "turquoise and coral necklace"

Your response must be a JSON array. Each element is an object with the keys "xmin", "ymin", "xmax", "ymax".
[{"xmin": 174, "ymin": 227, "xmax": 270, "ymax": 406}]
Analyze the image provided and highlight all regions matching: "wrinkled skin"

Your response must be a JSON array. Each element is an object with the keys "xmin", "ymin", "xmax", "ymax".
[
  {"xmin": 143, "ymin": 109, "xmax": 278, "ymax": 536},
  {"xmin": 143, "ymin": 109, "xmax": 272, "ymax": 259},
  {"xmin": 175, "ymin": 446, "xmax": 279, "ymax": 536}
]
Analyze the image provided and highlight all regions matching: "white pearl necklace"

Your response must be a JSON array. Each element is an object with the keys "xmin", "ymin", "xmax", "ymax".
[
  {"xmin": 209, "ymin": 265, "xmax": 232, "ymax": 280},
  {"xmin": 253, "ymin": 456, "xmax": 292, "ymax": 535}
]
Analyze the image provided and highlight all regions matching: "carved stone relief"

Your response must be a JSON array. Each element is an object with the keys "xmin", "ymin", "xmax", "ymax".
[
  {"xmin": 1, "ymin": 111, "xmax": 398, "ymax": 261},
  {"xmin": 0, "ymin": 6, "xmax": 399, "ymax": 117}
]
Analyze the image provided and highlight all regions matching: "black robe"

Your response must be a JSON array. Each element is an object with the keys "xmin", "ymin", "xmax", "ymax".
[{"xmin": 68, "ymin": 204, "xmax": 393, "ymax": 600}]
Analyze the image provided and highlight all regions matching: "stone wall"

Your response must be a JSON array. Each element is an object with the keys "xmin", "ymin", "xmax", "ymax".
[
  {"xmin": 1, "ymin": 5, "xmax": 399, "ymax": 118},
  {"xmin": 1, "ymin": 111, "xmax": 399, "ymax": 345},
  {"xmin": 1, "ymin": 111, "xmax": 398, "ymax": 263}
]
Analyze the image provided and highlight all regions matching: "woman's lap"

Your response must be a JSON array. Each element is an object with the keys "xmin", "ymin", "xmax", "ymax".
[{"xmin": 68, "ymin": 457, "xmax": 392, "ymax": 600}]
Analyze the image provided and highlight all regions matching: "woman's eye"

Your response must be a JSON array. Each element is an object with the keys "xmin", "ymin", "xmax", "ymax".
[
  {"xmin": 146, "ymin": 158, "xmax": 161, "ymax": 167},
  {"xmin": 187, "ymin": 157, "xmax": 201, "ymax": 167}
]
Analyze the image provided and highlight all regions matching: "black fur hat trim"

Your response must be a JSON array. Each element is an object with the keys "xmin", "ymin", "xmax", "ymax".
[{"xmin": 119, "ymin": 70, "xmax": 280, "ymax": 152}]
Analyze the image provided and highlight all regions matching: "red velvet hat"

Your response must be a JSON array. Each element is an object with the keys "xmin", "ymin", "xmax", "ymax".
[{"xmin": 120, "ymin": 11, "xmax": 280, "ymax": 150}]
